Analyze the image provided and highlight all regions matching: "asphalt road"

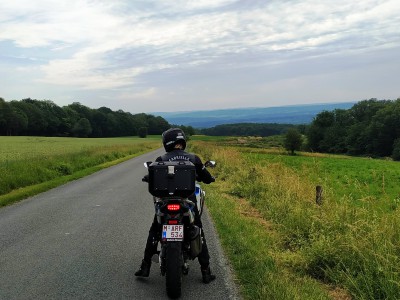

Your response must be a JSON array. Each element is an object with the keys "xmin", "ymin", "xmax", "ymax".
[{"xmin": 0, "ymin": 149, "xmax": 240, "ymax": 300}]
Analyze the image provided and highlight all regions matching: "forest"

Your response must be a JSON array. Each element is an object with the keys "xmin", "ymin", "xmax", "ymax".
[
  {"xmin": 307, "ymin": 98, "xmax": 400, "ymax": 159},
  {"xmin": 0, "ymin": 98, "xmax": 172, "ymax": 137}
]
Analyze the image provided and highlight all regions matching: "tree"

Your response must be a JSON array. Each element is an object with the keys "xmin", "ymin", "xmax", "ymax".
[
  {"xmin": 7, "ymin": 108, "xmax": 28, "ymax": 135},
  {"xmin": 367, "ymin": 100, "xmax": 400, "ymax": 157},
  {"xmin": 284, "ymin": 128, "xmax": 303, "ymax": 155},
  {"xmin": 147, "ymin": 115, "xmax": 170, "ymax": 135},
  {"xmin": 36, "ymin": 100, "xmax": 66, "ymax": 136},
  {"xmin": 176, "ymin": 125, "xmax": 196, "ymax": 136},
  {"xmin": 138, "ymin": 127, "xmax": 148, "ymax": 138},
  {"xmin": 350, "ymin": 99, "xmax": 389, "ymax": 123},
  {"xmin": 0, "ymin": 98, "xmax": 171, "ymax": 137},
  {"xmin": 62, "ymin": 106, "xmax": 81, "ymax": 136},
  {"xmin": 72, "ymin": 118, "xmax": 92, "ymax": 137},
  {"xmin": 104, "ymin": 113, "xmax": 118, "ymax": 137},
  {"xmin": 12, "ymin": 99, "xmax": 48, "ymax": 135},
  {"xmin": 306, "ymin": 124, "xmax": 323, "ymax": 152},
  {"xmin": 0, "ymin": 98, "xmax": 12, "ymax": 135},
  {"xmin": 306, "ymin": 111, "xmax": 334, "ymax": 152},
  {"xmin": 346, "ymin": 123, "xmax": 370, "ymax": 155},
  {"xmin": 319, "ymin": 109, "xmax": 350, "ymax": 153},
  {"xmin": 392, "ymin": 138, "xmax": 400, "ymax": 161},
  {"xmin": 91, "ymin": 110, "xmax": 107, "ymax": 137}
]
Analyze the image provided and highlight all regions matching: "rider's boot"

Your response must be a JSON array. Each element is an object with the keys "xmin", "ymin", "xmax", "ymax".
[
  {"xmin": 201, "ymin": 266, "xmax": 216, "ymax": 283},
  {"xmin": 135, "ymin": 259, "xmax": 151, "ymax": 277}
]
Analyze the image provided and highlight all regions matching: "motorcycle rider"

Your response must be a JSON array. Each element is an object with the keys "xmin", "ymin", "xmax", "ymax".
[{"xmin": 135, "ymin": 128, "xmax": 216, "ymax": 284}]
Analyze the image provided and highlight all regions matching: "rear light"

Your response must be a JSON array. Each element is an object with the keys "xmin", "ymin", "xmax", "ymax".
[
  {"xmin": 167, "ymin": 204, "xmax": 180, "ymax": 211},
  {"xmin": 168, "ymin": 220, "xmax": 178, "ymax": 225}
]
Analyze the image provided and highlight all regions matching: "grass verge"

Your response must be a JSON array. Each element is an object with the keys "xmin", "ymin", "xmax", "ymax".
[{"xmin": 206, "ymin": 188, "xmax": 332, "ymax": 299}]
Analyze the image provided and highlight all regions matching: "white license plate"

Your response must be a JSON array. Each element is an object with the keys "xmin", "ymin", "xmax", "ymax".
[{"xmin": 162, "ymin": 225, "xmax": 184, "ymax": 241}]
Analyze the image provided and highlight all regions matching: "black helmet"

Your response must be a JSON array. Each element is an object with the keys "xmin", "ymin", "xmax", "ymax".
[{"xmin": 162, "ymin": 128, "xmax": 187, "ymax": 152}]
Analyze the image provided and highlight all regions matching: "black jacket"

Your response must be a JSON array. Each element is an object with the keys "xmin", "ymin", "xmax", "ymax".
[{"xmin": 156, "ymin": 150, "xmax": 214, "ymax": 184}]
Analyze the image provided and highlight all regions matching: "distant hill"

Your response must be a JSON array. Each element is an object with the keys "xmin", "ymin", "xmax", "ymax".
[{"xmin": 154, "ymin": 102, "xmax": 356, "ymax": 128}]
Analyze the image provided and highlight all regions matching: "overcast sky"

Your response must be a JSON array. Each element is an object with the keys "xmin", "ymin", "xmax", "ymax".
[{"xmin": 1, "ymin": 0, "xmax": 399, "ymax": 113}]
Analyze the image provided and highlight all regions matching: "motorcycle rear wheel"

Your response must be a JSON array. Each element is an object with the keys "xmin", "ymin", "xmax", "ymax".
[{"xmin": 165, "ymin": 243, "xmax": 183, "ymax": 299}]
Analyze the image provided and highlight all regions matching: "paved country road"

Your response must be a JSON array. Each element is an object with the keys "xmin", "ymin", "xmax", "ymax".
[{"xmin": 0, "ymin": 149, "xmax": 240, "ymax": 300}]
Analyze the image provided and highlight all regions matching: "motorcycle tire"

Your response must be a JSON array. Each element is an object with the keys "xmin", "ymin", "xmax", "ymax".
[{"xmin": 165, "ymin": 242, "xmax": 183, "ymax": 299}]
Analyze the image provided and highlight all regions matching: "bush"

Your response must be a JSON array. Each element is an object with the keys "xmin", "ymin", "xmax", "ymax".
[{"xmin": 53, "ymin": 163, "xmax": 73, "ymax": 175}]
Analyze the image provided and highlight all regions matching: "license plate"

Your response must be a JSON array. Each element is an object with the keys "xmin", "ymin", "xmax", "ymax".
[{"xmin": 162, "ymin": 225, "xmax": 184, "ymax": 241}]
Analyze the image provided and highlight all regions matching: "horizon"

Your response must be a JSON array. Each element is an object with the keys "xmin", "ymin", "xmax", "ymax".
[
  {"xmin": 2, "ymin": 97, "xmax": 359, "ymax": 115},
  {"xmin": 152, "ymin": 100, "xmax": 358, "ymax": 115}
]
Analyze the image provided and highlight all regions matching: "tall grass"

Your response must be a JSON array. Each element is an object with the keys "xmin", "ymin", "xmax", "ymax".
[
  {"xmin": 0, "ymin": 136, "xmax": 160, "ymax": 202},
  {"xmin": 243, "ymin": 149, "xmax": 400, "ymax": 212},
  {"xmin": 192, "ymin": 141, "xmax": 400, "ymax": 299}
]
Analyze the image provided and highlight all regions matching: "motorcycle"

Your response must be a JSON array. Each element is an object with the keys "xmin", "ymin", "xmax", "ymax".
[{"xmin": 142, "ymin": 160, "xmax": 216, "ymax": 299}]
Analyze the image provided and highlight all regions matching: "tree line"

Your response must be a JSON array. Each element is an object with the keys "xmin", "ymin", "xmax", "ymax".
[
  {"xmin": 0, "ymin": 98, "xmax": 172, "ymax": 137},
  {"xmin": 3, "ymin": 97, "xmax": 399, "ymax": 160},
  {"xmin": 306, "ymin": 98, "xmax": 400, "ymax": 160}
]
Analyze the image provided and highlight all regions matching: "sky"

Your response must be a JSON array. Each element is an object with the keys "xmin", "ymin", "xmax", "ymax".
[{"xmin": 0, "ymin": 0, "xmax": 399, "ymax": 113}]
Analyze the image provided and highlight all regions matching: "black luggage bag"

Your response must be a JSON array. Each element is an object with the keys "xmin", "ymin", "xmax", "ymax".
[{"xmin": 148, "ymin": 161, "xmax": 196, "ymax": 198}]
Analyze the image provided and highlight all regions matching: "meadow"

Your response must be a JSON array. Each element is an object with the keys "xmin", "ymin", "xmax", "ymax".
[
  {"xmin": 0, "ymin": 136, "xmax": 160, "ymax": 206},
  {"xmin": 244, "ymin": 149, "xmax": 400, "ymax": 213},
  {"xmin": 2, "ymin": 135, "xmax": 399, "ymax": 299},
  {"xmin": 191, "ymin": 140, "xmax": 400, "ymax": 300}
]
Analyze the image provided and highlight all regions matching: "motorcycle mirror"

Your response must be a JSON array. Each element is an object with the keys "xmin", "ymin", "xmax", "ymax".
[
  {"xmin": 144, "ymin": 161, "xmax": 152, "ymax": 168},
  {"xmin": 204, "ymin": 160, "xmax": 216, "ymax": 168}
]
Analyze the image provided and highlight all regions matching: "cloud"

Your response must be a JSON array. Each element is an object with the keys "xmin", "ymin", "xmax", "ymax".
[
  {"xmin": 0, "ymin": 0, "xmax": 399, "ymax": 111},
  {"xmin": 158, "ymin": 0, "xmax": 237, "ymax": 11},
  {"xmin": 120, "ymin": 87, "xmax": 157, "ymax": 100}
]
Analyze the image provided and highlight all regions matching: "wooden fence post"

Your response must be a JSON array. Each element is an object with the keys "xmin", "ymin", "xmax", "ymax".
[{"xmin": 316, "ymin": 185, "xmax": 323, "ymax": 205}]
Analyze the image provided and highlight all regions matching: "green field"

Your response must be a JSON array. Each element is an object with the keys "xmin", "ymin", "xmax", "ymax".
[
  {"xmin": 243, "ymin": 149, "xmax": 400, "ymax": 212},
  {"xmin": 0, "ymin": 136, "xmax": 160, "ymax": 206},
  {"xmin": 2, "ymin": 135, "xmax": 399, "ymax": 299},
  {"xmin": 191, "ymin": 140, "xmax": 400, "ymax": 300}
]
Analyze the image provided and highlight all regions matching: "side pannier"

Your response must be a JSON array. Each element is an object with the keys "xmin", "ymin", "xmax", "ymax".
[{"xmin": 148, "ymin": 161, "xmax": 196, "ymax": 198}]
